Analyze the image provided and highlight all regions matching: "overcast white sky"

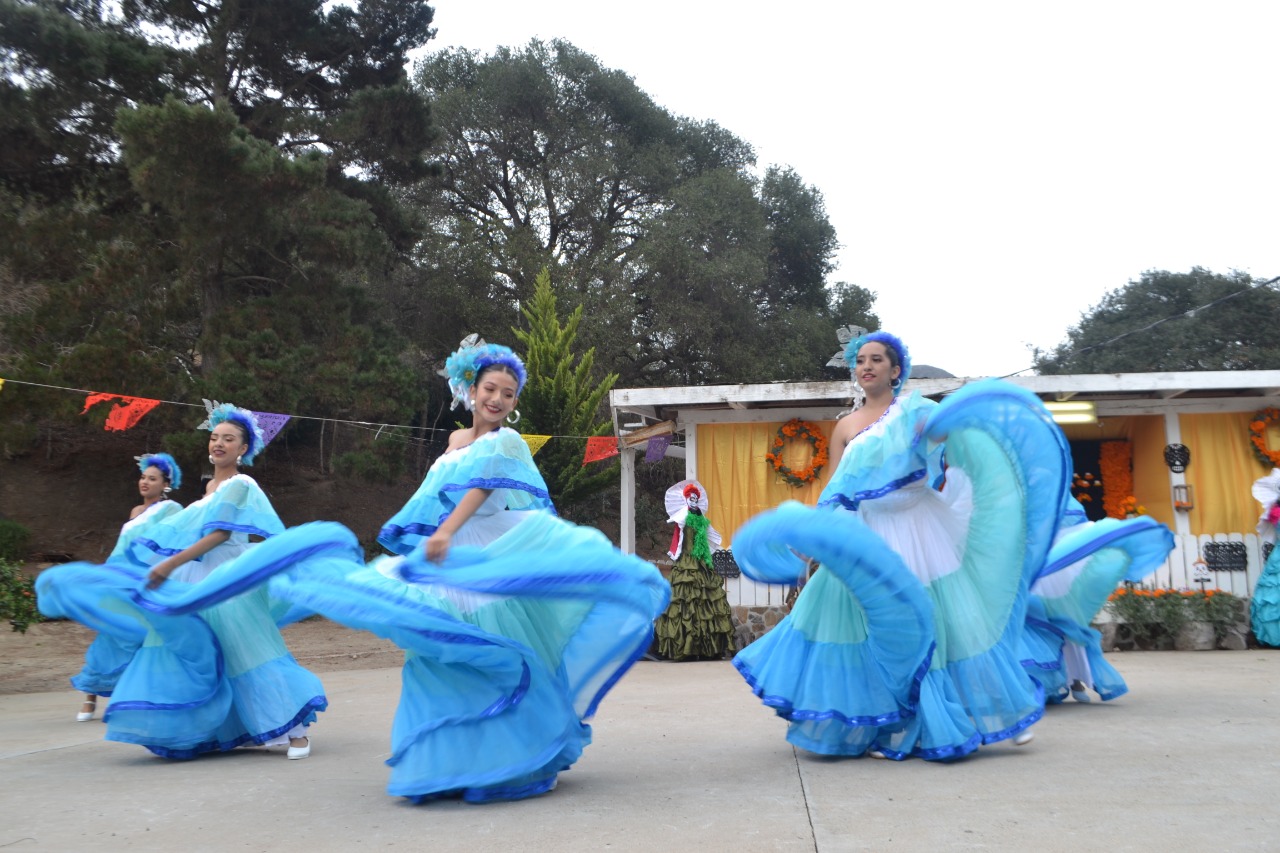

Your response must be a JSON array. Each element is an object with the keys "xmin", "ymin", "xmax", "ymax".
[{"xmin": 422, "ymin": 1, "xmax": 1280, "ymax": 377}]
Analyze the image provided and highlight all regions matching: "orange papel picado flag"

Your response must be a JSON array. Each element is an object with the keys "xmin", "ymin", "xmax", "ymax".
[
  {"xmin": 582, "ymin": 435, "xmax": 619, "ymax": 465},
  {"xmin": 82, "ymin": 393, "xmax": 163, "ymax": 432}
]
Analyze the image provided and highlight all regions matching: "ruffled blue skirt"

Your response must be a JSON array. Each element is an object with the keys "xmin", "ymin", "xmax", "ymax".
[
  {"xmin": 1022, "ymin": 516, "xmax": 1173, "ymax": 702},
  {"xmin": 734, "ymin": 381, "xmax": 1071, "ymax": 760},
  {"xmin": 37, "ymin": 558, "xmax": 326, "ymax": 759},
  {"xmin": 71, "ymin": 632, "xmax": 138, "ymax": 696},
  {"xmin": 731, "ymin": 503, "xmax": 935, "ymax": 756},
  {"xmin": 1251, "ymin": 547, "xmax": 1280, "ymax": 648},
  {"xmin": 254, "ymin": 515, "xmax": 671, "ymax": 802}
]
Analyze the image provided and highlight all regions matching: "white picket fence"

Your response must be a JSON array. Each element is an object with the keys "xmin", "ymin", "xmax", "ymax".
[
  {"xmin": 1148, "ymin": 532, "xmax": 1266, "ymax": 598},
  {"xmin": 723, "ymin": 532, "xmax": 1270, "ymax": 607},
  {"xmin": 725, "ymin": 573, "xmax": 790, "ymax": 607}
]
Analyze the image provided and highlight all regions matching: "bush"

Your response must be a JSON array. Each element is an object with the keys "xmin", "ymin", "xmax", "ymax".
[
  {"xmin": 0, "ymin": 519, "xmax": 31, "ymax": 561},
  {"xmin": 0, "ymin": 558, "xmax": 42, "ymax": 633},
  {"xmin": 332, "ymin": 439, "xmax": 407, "ymax": 484}
]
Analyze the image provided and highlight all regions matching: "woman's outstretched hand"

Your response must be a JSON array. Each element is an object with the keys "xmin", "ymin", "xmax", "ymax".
[{"xmin": 424, "ymin": 530, "xmax": 452, "ymax": 563}]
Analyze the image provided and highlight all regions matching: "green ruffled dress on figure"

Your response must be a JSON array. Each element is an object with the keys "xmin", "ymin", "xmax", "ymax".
[{"xmin": 655, "ymin": 508, "xmax": 735, "ymax": 660}]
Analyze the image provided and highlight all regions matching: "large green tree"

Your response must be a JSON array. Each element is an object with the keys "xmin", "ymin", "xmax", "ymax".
[
  {"xmin": 1034, "ymin": 268, "xmax": 1280, "ymax": 374},
  {"xmin": 396, "ymin": 39, "xmax": 866, "ymax": 387},
  {"xmin": 0, "ymin": 0, "xmax": 436, "ymax": 432}
]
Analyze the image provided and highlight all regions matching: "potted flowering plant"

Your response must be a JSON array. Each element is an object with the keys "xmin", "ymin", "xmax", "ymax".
[{"xmin": 1105, "ymin": 586, "xmax": 1244, "ymax": 650}]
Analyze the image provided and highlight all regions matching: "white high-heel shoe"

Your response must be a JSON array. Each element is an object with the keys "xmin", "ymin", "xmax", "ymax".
[
  {"xmin": 76, "ymin": 698, "xmax": 96, "ymax": 722},
  {"xmin": 1013, "ymin": 729, "xmax": 1034, "ymax": 746}
]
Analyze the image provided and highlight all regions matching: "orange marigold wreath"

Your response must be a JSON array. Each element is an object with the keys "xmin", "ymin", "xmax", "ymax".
[
  {"xmin": 1249, "ymin": 408, "xmax": 1280, "ymax": 467},
  {"xmin": 765, "ymin": 418, "xmax": 829, "ymax": 488}
]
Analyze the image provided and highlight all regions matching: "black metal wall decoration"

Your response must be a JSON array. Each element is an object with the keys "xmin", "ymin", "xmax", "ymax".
[
  {"xmin": 1202, "ymin": 542, "xmax": 1247, "ymax": 572},
  {"xmin": 1163, "ymin": 443, "xmax": 1191, "ymax": 473},
  {"xmin": 712, "ymin": 549, "xmax": 741, "ymax": 579}
]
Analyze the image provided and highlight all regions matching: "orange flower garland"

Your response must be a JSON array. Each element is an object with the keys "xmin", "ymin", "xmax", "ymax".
[
  {"xmin": 1099, "ymin": 441, "xmax": 1133, "ymax": 520},
  {"xmin": 1248, "ymin": 408, "xmax": 1280, "ymax": 467},
  {"xmin": 765, "ymin": 418, "xmax": 829, "ymax": 488}
]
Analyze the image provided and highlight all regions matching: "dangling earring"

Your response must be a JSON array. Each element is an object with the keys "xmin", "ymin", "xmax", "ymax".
[
  {"xmin": 506, "ymin": 409, "xmax": 521, "ymax": 426},
  {"xmin": 891, "ymin": 377, "xmax": 902, "ymax": 390},
  {"xmin": 208, "ymin": 454, "xmax": 215, "ymax": 464},
  {"xmin": 236, "ymin": 454, "xmax": 243, "ymax": 465}
]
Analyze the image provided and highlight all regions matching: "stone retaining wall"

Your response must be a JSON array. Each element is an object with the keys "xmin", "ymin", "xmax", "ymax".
[{"xmin": 732, "ymin": 604, "xmax": 791, "ymax": 649}]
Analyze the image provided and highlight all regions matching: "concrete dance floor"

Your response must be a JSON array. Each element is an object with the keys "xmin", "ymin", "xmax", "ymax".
[{"xmin": 2, "ymin": 651, "xmax": 1278, "ymax": 851}]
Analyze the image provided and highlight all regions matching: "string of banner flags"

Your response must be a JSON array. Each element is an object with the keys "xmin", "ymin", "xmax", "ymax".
[{"xmin": 0, "ymin": 377, "xmax": 675, "ymax": 466}]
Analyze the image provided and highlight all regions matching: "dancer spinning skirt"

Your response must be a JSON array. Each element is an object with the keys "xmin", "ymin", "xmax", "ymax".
[
  {"xmin": 71, "ymin": 453, "xmax": 184, "ymax": 715},
  {"xmin": 734, "ymin": 331, "xmax": 1070, "ymax": 760},
  {"xmin": 38, "ymin": 405, "xmax": 326, "ymax": 759},
  {"xmin": 249, "ymin": 338, "xmax": 670, "ymax": 802},
  {"xmin": 1250, "ymin": 469, "xmax": 1280, "ymax": 647},
  {"xmin": 1021, "ymin": 498, "xmax": 1173, "ymax": 702}
]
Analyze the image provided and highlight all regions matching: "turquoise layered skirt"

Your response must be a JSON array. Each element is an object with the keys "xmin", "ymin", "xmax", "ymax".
[
  {"xmin": 37, "ymin": 555, "xmax": 326, "ymax": 758},
  {"xmin": 257, "ymin": 514, "xmax": 671, "ymax": 802},
  {"xmin": 734, "ymin": 381, "xmax": 1071, "ymax": 760}
]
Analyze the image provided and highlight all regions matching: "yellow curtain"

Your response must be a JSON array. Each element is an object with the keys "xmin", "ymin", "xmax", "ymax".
[
  {"xmin": 1180, "ymin": 412, "xmax": 1268, "ymax": 534},
  {"xmin": 698, "ymin": 421, "xmax": 835, "ymax": 545},
  {"xmin": 1129, "ymin": 416, "xmax": 1174, "ymax": 529}
]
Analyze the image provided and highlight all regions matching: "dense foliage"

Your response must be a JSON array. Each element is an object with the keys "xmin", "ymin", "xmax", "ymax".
[
  {"xmin": 388, "ymin": 39, "xmax": 877, "ymax": 387},
  {"xmin": 1, "ymin": 16, "xmax": 875, "ymax": 488},
  {"xmin": 1, "ymin": 0, "xmax": 438, "ymax": 443},
  {"xmin": 1035, "ymin": 268, "xmax": 1280, "ymax": 374}
]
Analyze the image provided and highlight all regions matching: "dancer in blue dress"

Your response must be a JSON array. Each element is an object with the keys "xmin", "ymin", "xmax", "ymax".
[
  {"xmin": 72, "ymin": 453, "xmax": 183, "ymax": 722},
  {"xmin": 243, "ymin": 338, "xmax": 670, "ymax": 802},
  {"xmin": 734, "ymin": 331, "xmax": 1071, "ymax": 760},
  {"xmin": 1250, "ymin": 469, "xmax": 1280, "ymax": 647},
  {"xmin": 1021, "ymin": 497, "xmax": 1173, "ymax": 703},
  {"xmin": 38, "ymin": 405, "xmax": 326, "ymax": 759}
]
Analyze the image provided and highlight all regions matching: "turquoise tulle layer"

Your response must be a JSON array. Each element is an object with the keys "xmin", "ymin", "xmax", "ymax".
[
  {"xmin": 1250, "ymin": 547, "xmax": 1280, "ymax": 648},
  {"xmin": 71, "ymin": 501, "xmax": 186, "ymax": 693},
  {"xmin": 245, "ymin": 517, "xmax": 669, "ymax": 802},
  {"xmin": 731, "ymin": 504, "xmax": 934, "ymax": 755},
  {"xmin": 71, "ymin": 632, "xmax": 137, "ymax": 696},
  {"xmin": 37, "ymin": 556, "xmax": 326, "ymax": 759},
  {"xmin": 1022, "ymin": 516, "xmax": 1174, "ymax": 702}
]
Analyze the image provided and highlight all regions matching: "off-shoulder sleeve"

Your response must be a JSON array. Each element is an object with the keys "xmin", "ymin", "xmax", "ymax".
[
  {"xmin": 128, "ymin": 476, "xmax": 284, "ymax": 563},
  {"xmin": 441, "ymin": 428, "xmax": 553, "ymax": 511}
]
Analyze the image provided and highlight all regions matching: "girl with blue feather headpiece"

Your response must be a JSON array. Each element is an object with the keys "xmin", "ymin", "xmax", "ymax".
[
  {"xmin": 213, "ymin": 334, "xmax": 671, "ymax": 803},
  {"xmin": 38, "ymin": 401, "xmax": 327, "ymax": 760},
  {"xmin": 732, "ymin": 329, "xmax": 1173, "ymax": 759},
  {"xmin": 68, "ymin": 452, "xmax": 185, "ymax": 723}
]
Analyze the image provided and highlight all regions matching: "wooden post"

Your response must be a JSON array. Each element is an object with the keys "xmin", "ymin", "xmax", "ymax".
[{"xmin": 620, "ymin": 446, "xmax": 636, "ymax": 554}]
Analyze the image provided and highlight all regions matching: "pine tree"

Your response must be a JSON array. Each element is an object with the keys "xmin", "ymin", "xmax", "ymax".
[{"xmin": 512, "ymin": 269, "xmax": 619, "ymax": 513}]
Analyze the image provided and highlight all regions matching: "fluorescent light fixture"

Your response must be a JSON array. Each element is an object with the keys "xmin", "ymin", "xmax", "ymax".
[{"xmin": 1044, "ymin": 400, "xmax": 1097, "ymax": 424}]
